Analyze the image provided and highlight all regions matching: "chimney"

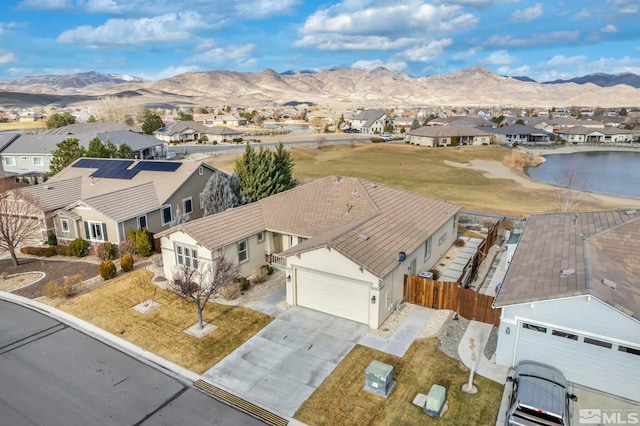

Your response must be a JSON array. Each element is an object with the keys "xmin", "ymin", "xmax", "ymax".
[{"xmin": 346, "ymin": 203, "xmax": 352, "ymax": 215}]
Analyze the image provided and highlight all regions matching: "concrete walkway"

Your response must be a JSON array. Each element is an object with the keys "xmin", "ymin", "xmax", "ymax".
[
  {"xmin": 458, "ymin": 320, "xmax": 508, "ymax": 384},
  {"xmin": 358, "ymin": 306, "xmax": 434, "ymax": 357}
]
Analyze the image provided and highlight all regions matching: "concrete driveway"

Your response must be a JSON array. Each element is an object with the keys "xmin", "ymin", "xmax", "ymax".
[{"xmin": 202, "ymin": 306, "xmax": 369, "ymax": 417}]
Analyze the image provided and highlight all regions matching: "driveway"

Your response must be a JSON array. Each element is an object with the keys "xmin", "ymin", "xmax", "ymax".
[{"xmin": 202, "ymin": 306, "xmax": 369, "ymax": 417}]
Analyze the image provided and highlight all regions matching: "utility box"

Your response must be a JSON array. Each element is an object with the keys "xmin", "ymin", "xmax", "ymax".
[
  {"xmin": 418, "ymin": 271, "xmax": 434, "ymax": 279},
  {"xmin": 424, "ymin": 384, "xmax": 446, "ymax": 417},
  {"xmin": 363, "ymin": 360, "xmax": 396, "ymax": 397}
]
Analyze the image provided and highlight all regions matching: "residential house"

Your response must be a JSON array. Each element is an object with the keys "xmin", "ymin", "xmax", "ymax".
[
  {"xmin": 426, "ymin": 116, "xmax": 489, "ymax": 127},
  {"xmin": 158, "ymin": 176, "xmax": 461, "ymax": 329},
  {"xmin": 489, "ymin": 124, "xmax": 554, "ymax": 144},
  {"xmin": 534, "ymin": 118, "xmax": 604, "ymax": 133},
  {"xmin": 494, "ymin": 210, "xmax": 640, "ymax": 402},
  {"xmin": 350, "ymin": 109, "xmax": 392, "ymax": 134},
  {"xmin": 0, "ymin": 130, "xmax": 163, "ymax": 179},
  {"xmin": 555, "ymin": 126, "xmax": 634, "ymax": 143},
  {"xmin": 154, "ymin": 121, "xmax": 238, "ymax": 143},
  {"xmin": 18, "ymin": 158, "xmax": 220, "ymax": 247},
  {"xmin": 406, "ymin": 125, "xmax": 491, "ymax": 147},
  {"xmin": 194, "ymin": 114, "xmax": 248, "ymax": 127}
]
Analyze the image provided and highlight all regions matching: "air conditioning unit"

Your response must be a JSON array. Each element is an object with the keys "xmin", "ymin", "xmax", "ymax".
[
  {"xmin": 418, "ymin": 271, "xmax": 434, "ymax": 279},
  {"xmin": 363, "ymin": 360, "xmax": 396, "ymax": 397}
]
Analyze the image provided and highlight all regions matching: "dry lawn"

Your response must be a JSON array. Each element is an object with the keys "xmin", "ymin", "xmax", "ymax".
[
  {"xmin": 0, "ymin": 121, "xmax": 47, "ymax": 132},
  {"xmin": 59, "ymin": 269, "xmax": 273, "ymax": 374},
  {"xmin": 295, "ymin": 339, "xmax": 503, "ymax": 426},
  {"xmin": 209, "ymin": 143, "xmax": 619, "ymax": 216}
]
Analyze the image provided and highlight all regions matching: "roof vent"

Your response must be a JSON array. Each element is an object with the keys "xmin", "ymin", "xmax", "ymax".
[
  {"xmin": 359, "ymin": 233, "xmax": 369, "ymax": 241},
  {"xmin": 369, "ymin": 183, "xmax": 377, "ymax": 188},
  {"xmin": 601, "ymin": 278, "xmax": 617, "ymax": 290},
  {"xmin": 625, "ymin": 210, "xmax": 637, "ymax": 215},
  {"xmin": 560, "ymin": 268, "xmax": 575, "ymax": 277},
  {"xmin": 336, "ymin": 176, "xmax": 341, "ymax": 183},
  {"xmin": 572, "ymin": 214, "xmax": 579, "ymax": 227},
  {"xmin": 346, "ymin": 203, "xmax": 352, "ymax": 215}
]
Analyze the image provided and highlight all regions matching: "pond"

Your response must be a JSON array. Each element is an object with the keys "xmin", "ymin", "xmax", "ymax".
[{"xmin": 525, "ymin": 151, "xmax": 640, "ymax": 199}]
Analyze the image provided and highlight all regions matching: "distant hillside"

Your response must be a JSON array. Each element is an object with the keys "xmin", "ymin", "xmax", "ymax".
[
  {"xmin": 544, "ymin": 72, "xmax": 640, "ymax": 88},
  {"xmin": 1, "ymin": 67, "xmax": 639, "ymax": 109}
]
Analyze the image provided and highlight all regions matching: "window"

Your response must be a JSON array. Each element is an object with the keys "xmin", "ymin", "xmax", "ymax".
[
  {"xmin": 161, "ymin": 206, "xmax": 172, "ymax": 226},
  {"xmin": 60, "ymin": 219, "xmax": 70, "ymax": 233},
  {"xmin": 175, "ymin": 244, "xmax": 198, "ymax": 268},
  {"xmin": 522, "ymin": 323, "xmax": 547, "ymax": 333},
  {"xmin": 438, "ymin": 232, "xmax": 447, "ymax": 245},
  {"xmin": 238, "ymin": 239, "xmax": 248, "ymax": 263},
  {"xmin": 138, "ymin": 215, "xmax": 147, "ymax": 229},
  {"xmin": 33, "ymin": 156, "xmax": 44, "ymax": 166},
  {"xmin": 552, "ymin": 329, "xmax": 578, "ymax": 341},
  {"xmin": 584, "ymin": 337, "xmax": 612, "ymax": 349},
  {"xmin": 257, "ymin": 231, "xmax": 265, "ymax": 242},
  {"xmin": 86, "ymin": 221, "xmax": 106, "ymax": 241},
  {"xmin": 183, "ymin": 197, "xmax": 193, "ymax": 215},
  {"xmin": 618, "ymin": 345, "xmax": 640, "ymax": 356},
  {"xmin": 424, "ymin": 237, "xmax": 432, "ymax": 260},
  {"xmin": 198, "ymin": 165, "xmax": 204, "ymax": 175},
  {"xmin": 288, "ymin": 235, "xmax": 295, "ymax": 247},
  {"xmin": 3, "ymin": 156, "xmax": 16, "ymax": 166}
]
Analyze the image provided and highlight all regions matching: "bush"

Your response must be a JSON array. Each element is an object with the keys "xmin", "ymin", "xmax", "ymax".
[
  {"xmin": 20, "ymin": 246, "xmax": 58, "ymax": 257},
  {"xmin": 135, "ymin": 228, "xmax": 153, "ymax": 257},
  {"xmin": 237, "ymin": 276, "xmax": 250, "ymax": 291},
  {"xmin": 47, "ymin": 232, "xmax": 57, "ymax": 246},
  {"xmin": 370, "ymin": 137, "xmax": 386, "ymax": 143},
  {"xmin": 97, "ymin": 242, "xmax": 116, "ymax": 261},
  {"xmin": 62, "ymin": 274, "xmax": 83, "ymax": 297},
  {"xmin": 261, "ymin": 264, "xmax": 274, "ymax": 275},
  {"xmin": 453, "ymin": 238, "xmax": 466, "ymax": 248},
  {"xmin": 220, "ymin": 281, "xmax": 241, "ymax": 300},
  {"xmin": 98, "ymin": 260, "xmax": 117, "ymax": 280},
  {"xmin": 252, "ymin": 269, "xmax": 268, "ymax": 284},
  {"xmin": 120, "ymin": 253, "xmax": 134, "ymax": 272},
  {"xmin": 118, "ymin": 239, "xmax": 135, "ymax": 256},
  {"xmin": 42, "ymin": 280, "xmax": 62, "ymax": 298},
  {"xmin": 69, "ymin": 238, "xmax": 89, "ymax": 257},
  {"xmin": 55, "ymin": 245, "xmax": 71, "ymax": 256}
]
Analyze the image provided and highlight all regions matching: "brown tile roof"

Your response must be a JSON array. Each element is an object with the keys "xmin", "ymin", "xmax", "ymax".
[
  {"xmin": 407, "ymin": 125, "xmax": 491, "ymax": 138},
  {"xmin": 18, "ymin": 177, "xmax": 82, "ymax": 212},
  {"xmin": 166, "ymin": 176, "xmax": 461, "ymax": 278},
  {"xmin": 81, "ymin": 182, "xmax": 159, "ymax": 222},
  {"xmin": 494, "ymin": 210, "xmax": 640, "ymax": 319}
]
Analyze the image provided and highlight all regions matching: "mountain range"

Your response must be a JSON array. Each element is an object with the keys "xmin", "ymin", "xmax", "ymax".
[{"xmin": 1, "ymin": 67, "xmax": 638, "ymax": 110}]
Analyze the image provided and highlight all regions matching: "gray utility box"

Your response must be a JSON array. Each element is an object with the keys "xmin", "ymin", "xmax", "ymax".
[
  {"xmin": 363, "ymin": 360, "xmax": 396, "ymax": 397},
  {"xmin": 424, "ymin": 384, "xmax": 446, "ymax": 417}
]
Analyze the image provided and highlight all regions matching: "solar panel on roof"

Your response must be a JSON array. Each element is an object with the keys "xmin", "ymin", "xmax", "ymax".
[
  {"xmin": 91, "ymin": 168, "xmax": 139, "ymax": 180},
  {"xmin": 131, "ymin": 161, "xmax": 181, "ymax": 172},
  {"xmin": 72, "ymin": 158, "xmax": 133, "ymax": 169}
]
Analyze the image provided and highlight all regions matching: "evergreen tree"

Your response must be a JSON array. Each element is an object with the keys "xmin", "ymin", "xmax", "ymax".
[
  {"xmin": 87, "ymin": 137, "xmax": 109, "ymax": 158},
  {"xmin": 50, "ymin": 138, "xmax": 86, "ymax": 175},
  {"xmin": 411, "ymin": 118, "xmax": 421, "ymax": 130},
  {"xmin": 272, "ymin": 142, "xmax": 294, "ymax": 193},
  {"xmin": 46, "ymin": 112, "xmax": 76, "ymax": 129},
  {"xmin": 202, "ymin": 172, "xmax": 241, "ymax": 216},
  {"xmin": 139, "ymin": 109, "xmax": 164, "ymax": 134},
  {"xmin": 234, "ymin": 142, "xmax": 294, "ymax": 203},
  {"xmin": 117, "ymin": 144, "xmax": 135, "ymax": 159}
]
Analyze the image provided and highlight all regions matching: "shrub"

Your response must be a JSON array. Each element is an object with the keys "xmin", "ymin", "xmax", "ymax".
[
  {"xmin": 118, "ymin": 239, "xmax": 135, "ymax": 256},
  {"xmin": 220, "ymin": 281, "xmax": 241, "ymax": 300},
  {"xmin": 69, "ymin": 238, "xmax": 89, "ymax": 257},
  {"xmin": 135, "ymin": 228, "xmax": 153, "ymax": 257},
  {"xmin": 252, "ymin": 269, "xmax": 268, "ymax": 284},
  {"xmin": 42, "ymin": 280, "xmax": 62, "ymax": 298},
  {"xmin": 453, "ymin": 238, "xmax": 466, "ymax": 248},
  {"xmin": 261, "ymin": 264, "xmax": 274, "ymax": 275},
  {"xmin": 97, "ymin": 241, "xmax": 116, "ymax": 261},
  {"xmin": 55, "ymin": 245, "xmax": 71, "ymax": 256},
  {"xmin": 61, "ymin": 274, "xmax": 83, "ymax": 297},
  {"xmin": 237, "ymin": 276, "xmax": 251, "ymax": 291},
  {"xmin": 370, "ymin": 137, "xmax": 386, "ymax": 143},
  {"xmin": 120, "ymin": 253, "xmax": 134, "ymax": 272},
  {"xmin": 20, "ymin": 246, "xmax": 58, "ymax": 257},
  {"xmin": 481, "ymin": 217, "xmax": 495, "ymax": 229},
  {"xmin": 47, "ymin": 232, "xmax": 57, "ymax": 246},
  {"xmin": 98, "ymin": 260, "xmax": 117, "ymax": 280}
]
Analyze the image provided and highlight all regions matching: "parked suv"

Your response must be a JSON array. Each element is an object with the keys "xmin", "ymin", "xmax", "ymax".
[{"xmin": 506, "ymin": 361, "xmax": 577, "ymax": 426}]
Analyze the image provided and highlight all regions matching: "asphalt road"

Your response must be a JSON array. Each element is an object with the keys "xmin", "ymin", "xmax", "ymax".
[{"xmin": 0, "ymin": 299, "xmax": 266, "ymax": 426}]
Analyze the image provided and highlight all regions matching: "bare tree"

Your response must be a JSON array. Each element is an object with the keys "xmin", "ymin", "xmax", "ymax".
[
  {"xmin": 167, "ymin": 256, "xmax": 239, "ymax": 329},
  {"xmin": 202, "ymin": 171, "xmax": 241, "ymax": 216},
  {"xmin": 170, "ymin": 207, "xmax": 190, "ymax": 226},
  {"xmin": 0, "ymin": 181, "xmax": 43, "ymax": 266},
  {"xmin": 553, "ymin": 168, "xmax": 590, "ymax": 212}
]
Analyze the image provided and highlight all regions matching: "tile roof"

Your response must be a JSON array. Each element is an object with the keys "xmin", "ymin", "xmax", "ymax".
[
  {"xmin": 43, "ymin": 122, "xmax": 136, "ymax": 135},
  {"xmin": 96, "ymin": 130, "xmax": 162, "ymax": 150},
  {"xmin": 494, "ymin": 210, "xmax": 640, "ymax": 319},
  {"xmin": 491, "ymin": 124, "xmax": 553, "ymax": 136},
  {"xmin": 154, "ymin": 120, "xmax": 214, "ymax": 136},
  {"xmin": 81, "ymin": 182, "xmax": 159, "ymax": 222},
  {"xmin": 166, "ymin": 176, "xmax": 461, "ymax": 278},
  {"xmin": 352, "ymin": 109, "xmax": 386, "ymax": 121},
  {"xmin": 18, "ymin": 177, "xmax": 82, "ymax": 211}
]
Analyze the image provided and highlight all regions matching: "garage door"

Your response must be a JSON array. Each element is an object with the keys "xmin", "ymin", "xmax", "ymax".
[
  {"xmin": 295, "ymin": 268, "xmax": 370, "ymax": 324},
  {"xmin": 515, "ymin": 321, "xmax": 640, "ymax": 401}
]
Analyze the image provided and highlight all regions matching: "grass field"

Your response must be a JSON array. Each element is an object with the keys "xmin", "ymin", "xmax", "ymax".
[
  {"xmin": 295, "ymin": 339, "xmax": 503, "ymax": 426},
  {"xmin": 59, "ymin": 269, "xmax": 273, "ymax": 374},
  {"xmin": 0, "ymin": 121, "xmax": 47, "ymax": 132},
  {"xmin": 207, "ymin": 143, "xmax": 619, "ymax": 217}
]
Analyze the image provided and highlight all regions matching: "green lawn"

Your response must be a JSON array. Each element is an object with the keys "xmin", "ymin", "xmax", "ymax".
[
  {"xmin": 59, "ymin": 269, "xmax": 273, "ymax": 374},
  {"xmin": 295, "ymin": 339, "xmax": 503, "ymax": 426}
]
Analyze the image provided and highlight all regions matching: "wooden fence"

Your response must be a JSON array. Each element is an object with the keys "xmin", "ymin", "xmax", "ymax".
[{"xmin": 404, "ymin": 275, "xmax": 501, "ymax": 325}]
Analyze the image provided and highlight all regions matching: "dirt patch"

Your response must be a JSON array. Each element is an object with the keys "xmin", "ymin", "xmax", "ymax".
[{"xmin": 0, "ymin": 257, "xmax": 99, "ymax": 299}]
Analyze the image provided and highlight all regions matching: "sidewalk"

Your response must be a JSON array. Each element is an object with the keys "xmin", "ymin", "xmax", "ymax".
[{"xmin": 457, "ymin": 320, "xmax": 508, "ymax": 384}]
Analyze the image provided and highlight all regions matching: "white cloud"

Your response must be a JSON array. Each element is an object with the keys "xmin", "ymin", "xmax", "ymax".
[
  {"xmin": 155, "ymin": 65, "xmax": 200, "ymax": 80},
  {"xmin": 195, "ymin": 38, "xmax": 216, "ymax": 52},
  {"xmin": 351, "ymin": 59, "xmax": 407, "ymax": 72},
  {"xmin": 398, "ymin": 39, "xmax": 453, "ymax": 62},
  {"xmin": 519, "ymin": 55, "xmax": 640, "ymax": 81},
  {"xmin": 601, "ymin": 24, "xmax": 618, "ymax": 33},
  {"xmin": 481, "ymin": 50, "xmax": 514, "ymax": 65},
  {"xmin": 510, "ymin": 3, "xmax": 543, "ymax": 22},
  {"xmin": 233, "ymin": 0, "xmax": 301, "ymax": 19},
  {"xmin": 297, "ymin": 1, "xmax": 477, "ymax": 52},
  {"xmin": 187, "ymin": 43, "xmax": 257, "ymax": 67},
  {"xmin": 0, "ymin": 51, "xmax": 17, "ymax": 64},
  {"xmin": 481, "ymin": 31, "xmax": 580, "ymax": 48},
  {"xmin": 57, "ymin": 12, "xmax": 206, "ymax": 46},
  {"xmin": 607, "ymin": 0, "xmax": 639, "ymax": 14}
]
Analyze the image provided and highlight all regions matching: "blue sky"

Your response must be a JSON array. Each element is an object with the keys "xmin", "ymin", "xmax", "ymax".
[{"xmin": 1, "ymin": 0, "xmax": 639, "ymax": 82}]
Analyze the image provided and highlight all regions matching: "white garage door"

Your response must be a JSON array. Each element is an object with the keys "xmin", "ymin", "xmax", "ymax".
[
  {"xmin": 295, "ymin": 268, "xmax": 370, "ymax": 324},
  {"xmin": 515, "ymin": 321, "xmax": 640, "ymax": 401}
]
